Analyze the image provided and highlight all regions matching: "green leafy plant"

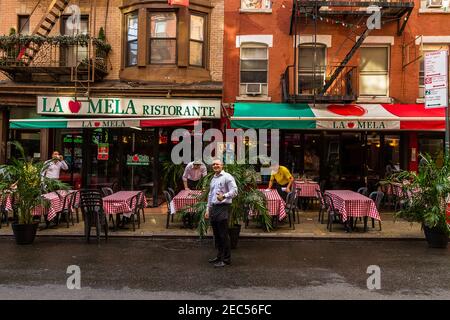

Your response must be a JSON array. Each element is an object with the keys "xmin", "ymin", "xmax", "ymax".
[
  {"xmin": 393, "ymin": 153, "xmax": 450, "ymax": 235},
  {"xmin": 179, "ymin": 163, "xmax": 272, "ymax": 237},
  {"xmin": 162, "ymin": 161, "xmax": 185, "ymax": 192},
  {"xmin": 0, "ymin": 141, "xmax": 69, "ymax": 224}
]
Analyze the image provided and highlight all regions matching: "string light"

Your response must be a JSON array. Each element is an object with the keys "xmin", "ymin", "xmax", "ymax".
[{"xmin": 302, "ymin": 12, "xmax": 364, "ymax": 29}]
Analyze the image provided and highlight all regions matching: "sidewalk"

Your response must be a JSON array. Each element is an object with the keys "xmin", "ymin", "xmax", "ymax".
[{"xmin": 0, "ymin": 204, "xmax": 425, "ymax": 240}]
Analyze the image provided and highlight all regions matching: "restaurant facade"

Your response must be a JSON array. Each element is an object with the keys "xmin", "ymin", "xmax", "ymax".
[
  {"xmin": 223, "ymin": 0, "xmax": 449, "ymax": 191},
  {"xmin": 0, "ymin": 0, "xmax": 224, "ymax": 206}
]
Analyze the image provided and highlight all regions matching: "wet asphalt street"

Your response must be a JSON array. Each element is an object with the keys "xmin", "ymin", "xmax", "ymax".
[{"xmin": 0, "ymin": 236, "xmax": 449, "ymax": 300}]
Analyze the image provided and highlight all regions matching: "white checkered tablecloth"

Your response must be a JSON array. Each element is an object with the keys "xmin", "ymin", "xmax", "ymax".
[
  {"xmin": 102, "ymin": 191, "xmax": 146, "ymax": 218},
  {"xmin": 260, "ymin": 189, "xmax": 286, "ymax": 221},
  {"xmin": 171, "ymin": 190, "xmax": 203, "ymax": 214},
  {"xmin": 294, "ymin": 181, "xmax": 320, "ymax": 198},
  {"xmin": 325, "ymin": 190, "xmax": 380, "ymax": 222}
]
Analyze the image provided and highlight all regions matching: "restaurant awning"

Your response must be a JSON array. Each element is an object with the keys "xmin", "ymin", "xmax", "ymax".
[
  {"xmin": 9, "ymin": 117, "xmax": 200, "ymax": 129},
  {"xmin": 230, "ymin": 103, "xmax": 446, "ymax": 131}
]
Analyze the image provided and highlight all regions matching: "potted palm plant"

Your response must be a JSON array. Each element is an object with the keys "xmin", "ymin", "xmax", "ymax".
[
  {"xmin": 180, "ymin": 162, "xmax": 272, "ymax": 248},
  {"xmin": 0, "ymin": 142, "xmax": 69, "ymax": 244},
  {"xmin": 393, "ymin": 153, "xmax": 450, "ymax": 248}
]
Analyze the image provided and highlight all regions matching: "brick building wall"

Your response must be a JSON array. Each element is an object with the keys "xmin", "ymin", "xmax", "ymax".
[
  {"xmin": 0, "ymin": 0, "xmax": 223, "ymax": 82},
  {"xmin": 223, "ymin": 0, "xmax": 450, "ymax": 104}
]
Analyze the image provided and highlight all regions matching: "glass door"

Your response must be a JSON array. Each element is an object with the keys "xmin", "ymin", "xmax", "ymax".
[{"xmin": 58, "ymin": 130, "xmax": 83, "ymax": 189}]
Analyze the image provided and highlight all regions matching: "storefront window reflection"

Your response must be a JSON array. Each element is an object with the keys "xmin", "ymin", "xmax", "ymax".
[
  {"xmin": 419, "ymin": 134, "xmax": 444, "ymax": 166},
  {"xmin": 304, "ymin": 134, "xmax": 320, "ymax": 180}
]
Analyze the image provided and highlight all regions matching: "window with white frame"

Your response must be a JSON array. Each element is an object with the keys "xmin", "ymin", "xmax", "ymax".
[
  {"xmin": 419, "ymin": 44, "xmax": 449, "ymax": 98},
  {"xmin": 241, "ymin": 0, "xmax": 272, "ymax": 10},
  {"xmin": 239, "ymin": 43, "xmax": 268, "ymax": 96},
  {"xmin": 126, "ymin": 12, "xmax": 138, "ymax": 66},
  {"xmin": 359, "ymin": 46, "xmax": 389, "ymax": 96},
  {"xmin": 298, "ymin": 44, "xmax": 326, "ymax": 95}
]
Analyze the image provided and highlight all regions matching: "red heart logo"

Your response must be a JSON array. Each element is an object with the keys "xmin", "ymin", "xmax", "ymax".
[
  {"xmin": 348, "ymin": 122, "xmax": 355, "ymax": 128},
  {"xmin": 327, "ymin": 104, "xmax": 366, "ymax": 116},
  {"xmin": 68, "ymin": 100, "xmax": 82, "ymax": 113},
  {"xmin": 94, "ymin": 122, "xmax": 101, "ymax": 127}
]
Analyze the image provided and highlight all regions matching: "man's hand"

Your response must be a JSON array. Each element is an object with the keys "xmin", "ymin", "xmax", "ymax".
[
  {"xmin": 184, "ymin": 187, "xmax": 191, "ymax": 191},
  {"xmin": 204, "ymin": 208, "xmax": 209, "ymax": 219},
  {"xmin": 216, "ymin": 192, "xmax": 225, "ymax": 202},
  {"xmin": 286, "ymin": 186, "xmax": 291, "ymax": 193}
]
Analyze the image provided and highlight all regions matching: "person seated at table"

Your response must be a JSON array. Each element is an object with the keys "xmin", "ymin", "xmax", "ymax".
[
  {"xmin": 267, "ymin": 161, "xmax": 294, "ymax": 201},
  {"xmin": 182, "ymin": 159, "xmax": 207, "ymax": 190}
]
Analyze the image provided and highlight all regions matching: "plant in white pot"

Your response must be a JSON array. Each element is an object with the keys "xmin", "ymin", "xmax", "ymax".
[
  {"xmin": 393, "ymin": 153, "xmax": 450, "ymax": 248},
  {"xmin": 0, "ymin": 142, "xmax": 69, "ymax": 244}
]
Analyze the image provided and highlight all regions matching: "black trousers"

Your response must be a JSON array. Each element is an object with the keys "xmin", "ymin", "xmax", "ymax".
[
  {"xmin": 273, "ymin": 182, "xmax": 288, "ymax": 201},
  {"xmin": 187, "ymin": 179, "xmax": 200, "ymax": 190},
  {"xmin": 210, "ymin": 204, "xmax": 231, "ymax": 263}
]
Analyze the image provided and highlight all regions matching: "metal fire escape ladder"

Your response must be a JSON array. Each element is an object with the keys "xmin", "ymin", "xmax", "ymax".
[
  {"xmin": 19, "ymin": 0, "xmax": 70, "ymax": 66},
  {"xmin": 319, "ymin": 26, "xmax": 371, "ymax": 95}
]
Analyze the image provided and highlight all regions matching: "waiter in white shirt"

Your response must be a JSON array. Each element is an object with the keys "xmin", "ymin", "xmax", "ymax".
[
  {"xmin": 182, "ymin": 159, "xmax": 207, "ymax": 190},
  {"xmin": 42, "ymin": 151, "xmax": 69, "ymax": 180}
]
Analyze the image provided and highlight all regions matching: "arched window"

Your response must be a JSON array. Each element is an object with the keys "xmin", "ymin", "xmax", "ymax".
[
  {"xmin": 298, "ymin": 43, "xmax": 326, "ymax": 95},
  {"xmin": 239, "ymin": 43, "xmax": 268, "ymax": 96}
]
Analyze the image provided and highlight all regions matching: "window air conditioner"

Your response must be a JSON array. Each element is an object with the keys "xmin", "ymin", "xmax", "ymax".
[
  {"xmin": 245, "ymin": 83, "xmax": 262, "ymax": 95},
  {"xmin": 427, "ymin": 0, "xmax": 442, "ymax": 7}
]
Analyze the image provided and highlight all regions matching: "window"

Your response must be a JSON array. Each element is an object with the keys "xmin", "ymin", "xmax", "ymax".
[
  {"xmin": 18, "ymin": 15, "xmax": 30, "ymax": 35},
  {"xmin": 149, "ymin": 12, "xmax": 177, "ymax": 64},
  {"xmin": 298, "ymin": 44, "xmax": 326, "ymax": 95},
  {"xmin": 241, "ymin": 0, "xmax": 272, "ymax": 9},
  {"xmin": 60, "ymin": 16, "xmax": 89, "ymax": 67},
  {"xmin": 190, "ymin": 14, "xmax": 205, "ymax": 67},
  {"xmin": 239, "ymin": 43, "xmax": 268, "ymax": 96},
  {"xmin": 359, "ymin": 47, "xmax": 389, "ymax": 96},
  {"xmin": 126, "ymin": 12, "xmax": 138, "ymax": 66},
  {"xmin": 419, "ymin": 44, "xmax": 449, "ymax": 98}
]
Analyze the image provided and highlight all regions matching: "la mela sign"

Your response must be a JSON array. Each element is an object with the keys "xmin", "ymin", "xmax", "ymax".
[{"xmin": 37, "ymin": 96, "xmax": 221, "ymax": 118}]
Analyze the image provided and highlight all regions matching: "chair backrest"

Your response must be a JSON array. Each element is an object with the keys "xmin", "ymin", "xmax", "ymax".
[
  {"xmin": 79, "ymin": 189, "xmax": 103, "ymax": 218},
  {"xmin": 285, "ymin": 190, "xmax": 297, "ymax": 210},
  {"xmin": 323, "ymin": 193, "xmax": 337, "ymax": 213},
  {"xmin": 319, "ymin": 180, "xmax": 326, "ymax": 192},
  {"xmin": 101, "ymin": 187, "xmax": 114, "ymax": 197},
  {"xmin": 357, "ymin": 187, "xmax": 368, "ymax": 196},
  {"xmin": 369, "ymin": 191, "xmax": 384, "ymax": 210},
  {"xmin": 62, "ymin": 191, "xmax": 75, "ymax": 211},
  {"xmin": 136, "ymin": 191, "xmax": 146, "ymax": 209},
  {"xmin": 163, "ymin": 190, "xmax": 172, "ymax": 212},
  {"xmin": 316, "ymin": 189, "xmax": 325, "ymax": 208},
  {"xmin": 167, "ymin": 187, "xmax": 176, "ymax": 198}
]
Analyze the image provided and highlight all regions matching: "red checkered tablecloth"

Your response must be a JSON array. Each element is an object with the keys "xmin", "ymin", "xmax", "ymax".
[
  {"xmin": 103, "ymin": 191, "xmax": 146, "ymax": 218},
  {"xmin": 32, "ymin": 190, "xmax": 74, "ymax": 221},
  {"xmin": 294, "ymin": 181, "xmax": 320, "ymax": 198},
  {"xmin": 259, "ymin": 190, "xmax": 286, "ymax": 221},
  {"xmin": 3, "ymin": 193, "xmax": 13, "ymax": 211},
  {"xmin": 172, "ymin": 190, "xmax": 203, "ymax": 214},
  {"xmin": 325, "ymin": 190, "xmax": 380, "ymax": 222}
]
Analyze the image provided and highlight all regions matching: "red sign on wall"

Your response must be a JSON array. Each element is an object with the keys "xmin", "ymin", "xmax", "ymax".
[{"xmin": 97, "ymin": 143, "xmax": 109, "ymax": 160}]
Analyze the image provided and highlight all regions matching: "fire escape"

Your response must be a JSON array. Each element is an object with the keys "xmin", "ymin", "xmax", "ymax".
[
  {"xmin": 282, "ymin": 0, "xmax": 414, "ymax": 104},
  {"xmin": 0, "ymin": 0, "xmax": 109, "ymax": 84}
]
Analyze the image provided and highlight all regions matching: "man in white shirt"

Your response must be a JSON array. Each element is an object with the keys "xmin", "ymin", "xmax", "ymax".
[
  {"xmin": 182, "ymin": 159, "xmax": 207, "ymax": 190},
  {"xmin": 42, "ymin": 151, "xmax": 69, "ymax": 180}
]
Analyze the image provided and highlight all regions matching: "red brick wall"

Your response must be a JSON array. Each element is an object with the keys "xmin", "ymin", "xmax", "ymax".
[{"xmin": 223, "ymin": 0, "xmax": 450, "ymax": 104}]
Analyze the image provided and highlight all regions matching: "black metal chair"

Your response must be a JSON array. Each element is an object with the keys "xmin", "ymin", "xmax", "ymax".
[
  {"xmin": 163, "ymin": 190, "xmax": 173, "ymax": 229},
  {"xmin": 369, "ymin": 191, "xmax": 384, "ymax": 231},
  {"xmin": 357, "ymin": 187, "xmax": 368, "ymax": 196},
  {"xmin": 323, "ymin": 193, "xmax": 345, "ymax": 232},
  {"xmin": 167, "ymin": 187, "xmax": 176, "ymax": 199},
  {"xmin": 126, "ymin": 193, "xmax": 140, "ymax": 232},
  {"xmin": 101, "ymin": 187, "xmax": 114, "ymax": 197},
  {"xmin": 79, "ymin": 189, "xmax": 108, "ymax": 243},
  {"xmin": 135, "ymin": 191, "xmax": 146, "ymax": 223},
  {"xmin": 316, "ymin": 189, "xmax": 326, "ymax": 224},
  {"xmin": 285, "ymin": 190, "xmax": 298, "ymax": 229},
  {"xmin": 56, "ymin": 191, "xmax": 76, "ymax": 228}
]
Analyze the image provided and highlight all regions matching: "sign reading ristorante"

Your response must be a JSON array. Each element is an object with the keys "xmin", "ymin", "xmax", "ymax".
[{"xmin": 37, "ymin": 96, "xmax": 221, "ymax": 118}]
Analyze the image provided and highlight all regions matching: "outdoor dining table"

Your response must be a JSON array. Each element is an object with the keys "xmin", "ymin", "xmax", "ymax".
[
  {"xmin": 324, "ymin": 190, "xmax": 381, "ymax": 230},
  {"xmin": 171, "ymin": 190, "xmax": 202, "ymax": 215},
  {"xmin": 294, "ymin": 180, "xmax": 320, "ymax": 198},
  {"xmin": 102, "ymin": 191, "xmax": 147, "ymax": 218},
  {"xmin": 259, "ymin": 189, "xmax": 287, "ymax": 221},
  {"xmin": 32, "ymin": 190, "xmax": 76, "ymax": 222}
]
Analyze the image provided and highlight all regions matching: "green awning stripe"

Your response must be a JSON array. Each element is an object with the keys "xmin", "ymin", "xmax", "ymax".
[
  {"xmin": 231, "ymin": 102, "xmax": 316, "ymax": 129},
  {"xmin": 10, "ymin": 121, "xmax": 68, "ymax": 129}
]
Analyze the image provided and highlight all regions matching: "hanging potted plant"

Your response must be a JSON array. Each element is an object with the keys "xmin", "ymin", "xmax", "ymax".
[
  {"xmin": 393, "ymin": 154, "xmax": 450, "ymax": 248},
  {"xmin": 0, "ymin": 142, "xmax": 69, "ymax": 244}
]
